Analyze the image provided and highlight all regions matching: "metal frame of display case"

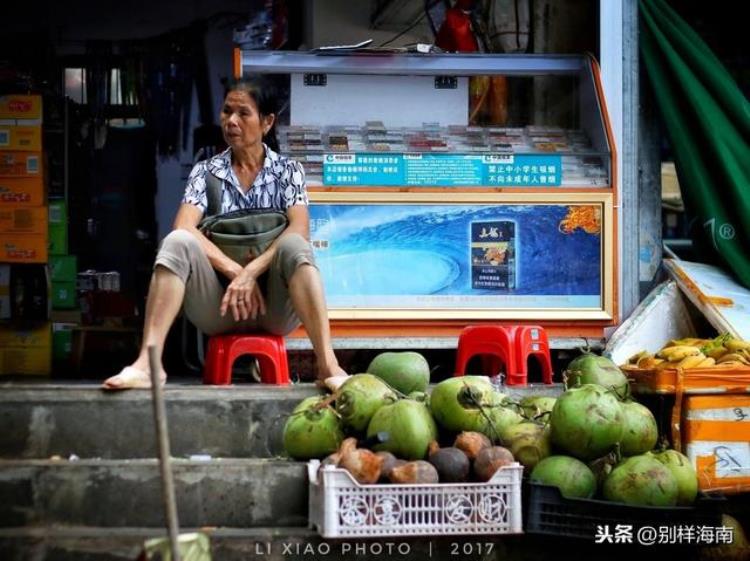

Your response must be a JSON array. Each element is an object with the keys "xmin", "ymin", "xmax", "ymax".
[{"xmin": 236, "ymin": 49, "xmax": 618, "ymax": 339}]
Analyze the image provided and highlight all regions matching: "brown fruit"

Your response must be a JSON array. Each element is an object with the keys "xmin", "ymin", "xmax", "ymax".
[
  {"xmin": 428, "ymin": 441, "xmax": 470, "ymax": 483},
  {"xmin": 375, "ymin": 451, "xmax": 402, "ymax": 482},
  {"xmin": 338, "ymin": 437, "xmax": 384, "ymax": 484},
  {"xmin": 474, "ymin": 446, "xmax": 515, "ymax": 482},
  {"xmin": 454, "ymin": 431, "xmax": 492, "ymax": 461},
  {"xmin": 389, "ymin": 460, "xmax": 439, "ymax": 484}
]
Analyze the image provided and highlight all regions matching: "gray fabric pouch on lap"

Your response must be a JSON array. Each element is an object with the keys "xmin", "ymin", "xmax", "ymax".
[{"xmin": 198, "ymin": 172, "xmax": 288, "ymax": 265}]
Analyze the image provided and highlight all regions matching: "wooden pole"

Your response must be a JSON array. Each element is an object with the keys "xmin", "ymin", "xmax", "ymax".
[{"xmin": 148, "ymin": 345, "xmax": 181, "ymax": 561}]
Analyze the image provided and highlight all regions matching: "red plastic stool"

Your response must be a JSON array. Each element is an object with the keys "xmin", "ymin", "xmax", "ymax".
[
  {"xmin": 455, "ymin": 325, "xmax": 518, "ymax": 380},
  {"xmin": 203, "ymin": 334, "xmax": 290, "ymax": 386},
  {"xmin": 514, "ymin": 325, "xmax": 553, "ymax": 385}
]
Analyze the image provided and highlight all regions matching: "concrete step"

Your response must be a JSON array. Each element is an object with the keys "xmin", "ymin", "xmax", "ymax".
[
  {"xmin": 0, "ymin": 525, "xmax": 699, "ymax": 561},
  {"xmin": 0, "ymin": 384, "xmax": 319, "ymax": 460},
  {"xmin": 0, "ymin": 458, "xmax": 308, "ymax": 528}
]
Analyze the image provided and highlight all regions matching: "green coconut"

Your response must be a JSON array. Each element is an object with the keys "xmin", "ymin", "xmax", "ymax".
[
  {"xmin": 519, "ymin": 396, "xmax": 557, "ymax": 420},
  {"xmin": 367, "ymin": 399, "xmax": 438, "ymax": 460},
  {"xmin": 429, "ymin": 376, "xmax": 505, "ymax": 433},
  {"xmin": 564, "ymin": 352, "xmax": 630, "ymax": 397},
  {"xmin": 367, "ymin": 351, "xmax": 430, "ymax": 394},
  {"xmin": 603, "ymin": 454, "xmax": 679, "ymax": 506},
  {"xmin": 648, "ymin": 449, "xmax": 698, "ymax": 506},
  {"xmin": 477, "ymin": 404, "xmax": 524, "ymax": 443},
  {"xmin": 530, "ymin": 455, "xmax": 597, "ymax": 499},
  {"xmin": 550, "ymin": 384, "xmax": 624, "ymax": 461},
  {"xmin": 619, "ymin": 400, "xmax": 658, "ymax": 456},
  {"xmin": 335, "ymin": 374, "xmax": 397, "ymax": 432},
  {"xmin": 283, "ymin": 396, "xmax": 345, "ymax": 460},
  {"xmin": 502, "ymin": 421, "xmax": 551, "ymax": 471}
]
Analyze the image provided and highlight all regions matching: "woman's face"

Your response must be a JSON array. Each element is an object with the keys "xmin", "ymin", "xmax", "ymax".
[{"xmin": 220, "ymin": 90, "xmax": 274, "ymax": 152}]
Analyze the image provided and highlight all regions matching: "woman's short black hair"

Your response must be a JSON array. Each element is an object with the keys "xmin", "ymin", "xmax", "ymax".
[{"xmin": 224, "ymin": 76, "xmax": 280, "ymax": 152}]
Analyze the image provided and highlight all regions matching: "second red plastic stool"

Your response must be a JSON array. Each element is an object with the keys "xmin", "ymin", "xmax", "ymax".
[{"xmin": 454, "ymin": 325, "xmax": 518, "ymax": 380}]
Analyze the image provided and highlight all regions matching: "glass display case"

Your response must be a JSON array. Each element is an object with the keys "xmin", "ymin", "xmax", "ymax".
[{"xmin": 237, "ymin": 51, "xmax": 617, "ymax": 326}]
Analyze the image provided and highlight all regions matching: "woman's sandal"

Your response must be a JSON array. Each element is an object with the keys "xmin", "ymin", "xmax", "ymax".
[{"xmin": 101, "ymin": 366, "xmax": 166, "ymax": 390}]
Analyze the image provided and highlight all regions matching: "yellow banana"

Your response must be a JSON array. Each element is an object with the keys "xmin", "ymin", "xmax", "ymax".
[
  {"xmin": 627, "ymin": 350, "xmax": 651, "ymax": 365},
  {"xmin": 667, "ymin": 338, "xmax": 709, "ymax": 347},
  {"xmin": 716, "ymin": 360, "xmax": 745, "ymax": 367},
  {"xmin": 638, "ymin": 356, "xmax": 665, "ymax": 369},
  {"xmin": 717, "ymin": 353, "xmax": 750, "ymax": 365},
  {"xmin": 695, "ymin": 357, "xmax": 716, "ymax": 368},
  {"xmin": 655, "ymin": 360, "xmax": 682, "ymax": 371},
  {"xmin": 725, "ymin": 339, "xmax": 750, "ymax": 352},
  {"xmin": 661, "ymin": 346, "xmax": 703, "ymax": 361},
  {"xmin": 678, "ymin": 354, "xmax": 707, "ymax": 369},
  {"xmin": 706, "ymin": 346, "xmax": 728, "ymax": 359},
  {"xmin": 658, "ymin": 345, "xmax": 701, "ymax": 359}
]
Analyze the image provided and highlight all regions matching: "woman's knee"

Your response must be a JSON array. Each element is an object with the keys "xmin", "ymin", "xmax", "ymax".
[
  {"xmin": 274, "ymin": 233, "xmax": 315, "ymax": 281},
  {"xmin": 161, "ymin": 229, "xmax": 200, "ymax": 253},
  {"xmin": 158, "ymin": 229, "xmax": 202, "ymax": 263}
]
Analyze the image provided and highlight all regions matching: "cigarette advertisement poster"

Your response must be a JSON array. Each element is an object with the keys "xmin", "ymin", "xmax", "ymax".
[{"xmin": 309, "ymin": 203, "xmax": 602, "ymax": 312}]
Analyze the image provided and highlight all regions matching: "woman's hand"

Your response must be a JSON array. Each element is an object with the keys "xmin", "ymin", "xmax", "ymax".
[{"xmin": 220, "ymin": 267, "xmax": 266, "ymax": 321}]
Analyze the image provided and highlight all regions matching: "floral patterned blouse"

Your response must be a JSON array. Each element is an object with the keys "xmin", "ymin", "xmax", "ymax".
[{"xmin": 182, "ymin": 144, "xmax": 308, "ymax": 215}]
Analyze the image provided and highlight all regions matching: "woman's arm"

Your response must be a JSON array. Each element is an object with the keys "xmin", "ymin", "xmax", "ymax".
[{"xmin": 173, "ymin": 203, "xmax": 243, "ymax": 279}]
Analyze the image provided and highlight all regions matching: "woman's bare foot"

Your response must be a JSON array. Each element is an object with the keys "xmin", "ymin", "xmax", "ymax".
[
  {"xmin": 102, "ymin": 366, "xmax": 166, "ymax": 390},
  {"xmin": 316, "ymin": 363, "xmax": 349, "ymax": 393}
]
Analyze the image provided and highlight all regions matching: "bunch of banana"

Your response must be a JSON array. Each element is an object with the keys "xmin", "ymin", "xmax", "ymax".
[
  {"xmin": 652, "ymin": 344, "xmax": 716, "ymax": 369},
  {"xmin": 699, "ymin": 334, "xmax": 750, "ymax": 366},
  {"xmin": 622, "ymin": 334, "xmax": 750, "ymax": 370}
]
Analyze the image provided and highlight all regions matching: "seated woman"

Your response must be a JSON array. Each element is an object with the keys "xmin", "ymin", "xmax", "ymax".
[{"xmin": 103, "ymin": 76, "xmax": 348, "ymax": 390}]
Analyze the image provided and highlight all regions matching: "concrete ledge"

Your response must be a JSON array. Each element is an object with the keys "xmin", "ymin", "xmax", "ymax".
[
  {"xmin": 286, "ymin": 336, "xmax": 604, "ymax": 351},
  {"xmin": 0, "ymin": 458, "xmax": 308, "ymax": 528},
  {"xmin": 0, "ymin": 385, "xmax": 320, "ymax": 460}
]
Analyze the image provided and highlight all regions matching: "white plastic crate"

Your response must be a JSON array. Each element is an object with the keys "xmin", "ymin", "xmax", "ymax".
[{"xmin": 307, "ymin": 460, "xmax": 524, "ymax": 538}]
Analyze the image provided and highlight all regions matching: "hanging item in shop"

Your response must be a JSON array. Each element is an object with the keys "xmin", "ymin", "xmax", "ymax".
[
  {"xmin": 640, "ymin": 0, "xmax": 750, "ymax": 289},
  {"xmin": 232, "ymin": 0, "xmax": 289, "ymax": 50},
  {"xmin": 435, "ymin": 0, "xmax": 509, "ymax": 126}
]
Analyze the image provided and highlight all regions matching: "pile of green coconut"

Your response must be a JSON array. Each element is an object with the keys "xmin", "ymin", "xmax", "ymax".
[{"xmin": 283, "ymin": 350, "xmax": 700, "ymax": 507}]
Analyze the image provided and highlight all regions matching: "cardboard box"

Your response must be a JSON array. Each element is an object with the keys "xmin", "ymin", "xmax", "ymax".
[
  {"xmin": 52, "ymin": 322, "xmax": 76, "ymax": 362},
  {"xmin": 50, "ymin": 255, "xmax": 77, "ymax": 282},
  {"xmin": 0, "ymin": 95, "xmax": 42, "ymax": 120},
  {"xmin": 49, "ymin": 199, "xmax": 67, "ymax": 225},
  {"xmin": 0, "ymin": 123, "xmax": 43, "ymax": 151},
  {"xmin": 0, "ymin": 206, "xmax": 47, "ymax": 235},
  {"xmin": 683, "ymin": 395, "xmax": 750, "ymax": 494},
  {"xmin": 0, "ymin": 322, "xmax": 51, "ymax": 348},
  {"xmin": 0, "ymin": 176, "xmax": 45, "ymax": 207},
  {"xmin": 0, "ymin": 151, "xmax": 42, "ymax": 177},
  {"xmin": 51, "ymin": 281, "xmax": 77, "ymax": 309},
  {"xmin": 48, "ymin": 224, "xmax": 67, "ymax": 255},
  {"xmin": 0, "ymin": 233, "xmax": 48, "ymax": 263},
  {"xmin": 48, "ymin": 200, "xmax": 68, "ymax": 255},
  {"xmin": 0, "ymin": 346, "xmax": 51, "ymax": 375}
]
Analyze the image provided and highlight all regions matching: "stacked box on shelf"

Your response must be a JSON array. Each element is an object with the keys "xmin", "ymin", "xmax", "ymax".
[
  {"xmin": 683, "ymin": 395, "xmax": 750, "ymax": 494},
  {"xmin": 50, "ymin": 254, "xmax": 77, "ymax": 309},
  {"xmin": 48, "ymin": 199, "xmax": 68, "ymax": 255},
  {"xmin": 0, "ymin": 94, "xmax": 52, "ymax": 375},
  {"xmin": 0, "ymin": 94, "xmax": 47, "ymax": 264},
  {"xmin": 0, "ymin": 321, "xmax": 51, "ymax": 375}
]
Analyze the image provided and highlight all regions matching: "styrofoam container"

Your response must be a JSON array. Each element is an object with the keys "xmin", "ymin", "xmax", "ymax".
[{"xmin": 307, "ymin": 460, "xmax": 523, "ymax": 538}]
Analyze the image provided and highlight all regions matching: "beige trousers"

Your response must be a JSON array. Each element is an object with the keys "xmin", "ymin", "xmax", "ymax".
[{"xmin": 154, "ymin": 229, "xmax": 316, "ymax": 336}]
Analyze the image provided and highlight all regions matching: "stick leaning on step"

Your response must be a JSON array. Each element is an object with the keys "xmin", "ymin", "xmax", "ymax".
[{"xmin": 149, "ymin": 345, "xmax": 182, "ymax": 561}]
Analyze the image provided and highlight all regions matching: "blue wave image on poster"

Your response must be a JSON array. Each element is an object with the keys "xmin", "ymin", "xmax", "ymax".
[{"xmin": 309, "ymin": 204, "xmax": 600, "ymax": 297}]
